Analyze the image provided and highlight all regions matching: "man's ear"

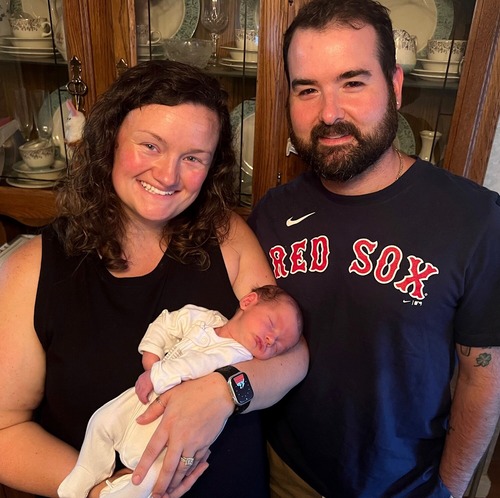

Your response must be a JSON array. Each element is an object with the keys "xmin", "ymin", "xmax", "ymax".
[{"xmin": 239, "ymin": 291, "xmax": 259, "ymax": 310}]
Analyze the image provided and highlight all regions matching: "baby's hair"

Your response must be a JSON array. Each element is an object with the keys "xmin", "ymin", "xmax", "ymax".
[{"xmin": 252, "ymin": 285, "xmax": 303, "ymax": 336}]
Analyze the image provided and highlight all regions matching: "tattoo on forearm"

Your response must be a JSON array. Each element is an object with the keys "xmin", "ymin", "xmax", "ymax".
[
  {"xmin": 474, "ymin": 352, "xmax": 492, "ymax": 367},
  {"xmin": 459, "ymin": 346, "xmax": 493, "ymax": 367}
]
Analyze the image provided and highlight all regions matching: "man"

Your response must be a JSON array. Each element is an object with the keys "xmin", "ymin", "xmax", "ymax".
[{"xmin": 248, "ymin": 1, "xmax": 500, "ymax": 497}]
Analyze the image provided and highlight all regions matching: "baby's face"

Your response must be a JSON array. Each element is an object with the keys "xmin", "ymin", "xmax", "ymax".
[{"xmin": 236, "ymin": 300, "xmax": 300, "ymax": 360}]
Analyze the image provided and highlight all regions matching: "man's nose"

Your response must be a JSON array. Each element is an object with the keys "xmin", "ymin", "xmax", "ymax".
[{"xmin": 319, "ymin": 93, "xmax": 345, "ymax": 125}]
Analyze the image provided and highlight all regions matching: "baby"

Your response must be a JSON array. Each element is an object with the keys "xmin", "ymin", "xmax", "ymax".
[{"xmin": 58, "ymin": 285, "xmax": 302, "ymax": 498}]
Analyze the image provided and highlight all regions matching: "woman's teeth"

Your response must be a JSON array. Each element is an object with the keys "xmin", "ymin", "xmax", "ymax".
[{"xmin": 140, "ymin": 181, "xmax": 174, "ymax": 196}]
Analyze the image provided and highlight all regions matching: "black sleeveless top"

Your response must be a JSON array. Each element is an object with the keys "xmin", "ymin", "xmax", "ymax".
[{"xmin": 34, "ymin": 227, "xmax": 268, "ymax": 497}]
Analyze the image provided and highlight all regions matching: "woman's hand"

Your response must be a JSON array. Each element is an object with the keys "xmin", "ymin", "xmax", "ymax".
[{"xmin": 132, "ymin": 373, "xmax": 233, "ymax": 497}]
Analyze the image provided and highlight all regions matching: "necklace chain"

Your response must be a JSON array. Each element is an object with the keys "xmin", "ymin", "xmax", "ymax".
[{"xmin": 395, "ymin": 148, "xmax": 403, "ymax": 181}]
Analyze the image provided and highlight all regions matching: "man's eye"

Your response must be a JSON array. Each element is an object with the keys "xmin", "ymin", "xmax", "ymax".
[
  {"xmin": 298, "ymin": 88, "xmax": 317, "ymax": 96},
  {"xmin": 345, "ymin": 81, "xmax": 364, "ymax": 88}
]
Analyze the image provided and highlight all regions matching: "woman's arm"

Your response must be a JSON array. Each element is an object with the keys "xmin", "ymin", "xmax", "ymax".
[
  {"xmin": 0, "ymin": 237, "xmax": 78, "ymax": 496},
  {"xmin": 132, "ymin": 213, "xmax": 309, "ymax": 497}
]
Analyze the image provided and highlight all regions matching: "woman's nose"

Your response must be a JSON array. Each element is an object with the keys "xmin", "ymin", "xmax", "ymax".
[{"xmin": 153, "ymin": 156, "xmax": 180, "ymax": 187}]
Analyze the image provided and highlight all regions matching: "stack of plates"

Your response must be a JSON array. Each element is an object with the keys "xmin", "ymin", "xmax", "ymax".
[
  {"xmin": 410, "ymin": 57, "xmax": 460, "ymax": 82},
  {"xmin": 7, "ymin": 160, "xmax": 65, "ymax": 189},
  {"xmin": 0, "ymin": 35, "xmax": 58, "ymax": 59},
  {"xmin": 220, "ymin": 45, "xmax": 258, "ymax": 73},
  {"xmin": 410, "ymin": 68, "xmax": 460, "ymax": 82}
]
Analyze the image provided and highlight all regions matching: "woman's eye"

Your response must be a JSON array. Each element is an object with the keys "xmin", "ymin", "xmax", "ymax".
[{"xmin": 144, "ymin": 143, "xmax": 157, "ymax": 151}]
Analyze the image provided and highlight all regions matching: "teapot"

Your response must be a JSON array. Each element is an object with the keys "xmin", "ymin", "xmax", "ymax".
[{"xmin": 393, "ymin": 29, "xmax": 417, "ymax": 74}]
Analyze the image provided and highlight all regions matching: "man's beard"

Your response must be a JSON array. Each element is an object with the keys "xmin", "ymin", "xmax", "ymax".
[{"xmin": 289, "ymin": 94, "xmax": 399, "ymax": 182}]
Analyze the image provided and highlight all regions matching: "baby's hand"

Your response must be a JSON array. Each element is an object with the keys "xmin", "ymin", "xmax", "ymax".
[{"xmin": 135, "ymin": 370, "xmax": 154, "ymax": 404}]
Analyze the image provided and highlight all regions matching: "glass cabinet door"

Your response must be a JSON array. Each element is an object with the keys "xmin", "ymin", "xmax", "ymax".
[
  {"xmin": 0, "ymin": 0, "xmax": 69, "ymax": 188},
  {"xmin": 382, "ymin": 0, "xmax": 477, "ymax": 168},
  {"xmin": 133, "ymin": 0, "xmax": 259, "ymax": 209}
]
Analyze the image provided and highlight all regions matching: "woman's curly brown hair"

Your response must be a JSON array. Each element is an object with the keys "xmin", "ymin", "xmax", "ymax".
[{"xmin": 53, "ymin": 60, "xmax": 238, "ymax": 271}]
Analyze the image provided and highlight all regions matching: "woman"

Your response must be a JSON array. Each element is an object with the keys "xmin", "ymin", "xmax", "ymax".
[{"xmin": 0, "ymin": 61, "xmax": 308, "ymax": 498}]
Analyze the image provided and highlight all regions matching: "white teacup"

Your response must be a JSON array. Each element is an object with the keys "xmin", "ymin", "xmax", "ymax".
[
  {"xmin": 235, "ymin": 29, "xmax": 259, "ymax": 51},
  {"xmin": 427, "ymin": 39, "xmax": 467, "ymax": 62},
  {"xmin": 9, "ymin": 17, "xmax": 52, "ymax": 38},
  {"xmin": 136, "ymin": 24, "xmax": 162, "ymax": 45}
]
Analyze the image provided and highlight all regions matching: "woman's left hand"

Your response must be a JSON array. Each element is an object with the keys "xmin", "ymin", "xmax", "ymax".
[{"xmin": 132, "ymin": 373, "xmax": 233, "ymax": 497}]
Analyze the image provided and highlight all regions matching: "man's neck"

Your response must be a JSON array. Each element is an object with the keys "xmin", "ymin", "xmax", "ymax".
[{"xmin": 319, "ymin": 148, "xmax": 412, "ymax": 195}]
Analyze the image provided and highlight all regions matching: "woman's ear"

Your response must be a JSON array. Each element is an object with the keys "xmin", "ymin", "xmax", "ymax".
[{"xmin": 239, "ymin": 291, "xmax": 259, "ymax": 310}]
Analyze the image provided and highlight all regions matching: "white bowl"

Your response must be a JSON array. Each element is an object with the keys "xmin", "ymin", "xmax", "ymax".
[
  {"xmin": 417, "ymin": 58, "xmax": 460, "ymax": 73},
  {"xmin": 13, "ymin": 159, "xmax": 65, "ymax": 180},
  {"xmin": 221, "ymin": 46, "xmax": 258, "ymax": 63},
  {"xmin": 163, "ymin": 38, "xmax": 212, "ymax": 69},
  {"xmin": 18, "ymin": 139, "xmax": 55, "ymax": 169}
]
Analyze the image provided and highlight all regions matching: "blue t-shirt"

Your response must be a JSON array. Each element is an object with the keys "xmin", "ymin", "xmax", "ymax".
[{"xmin": 249, "ymin": 160, "xmax": 500, "ymax": 497}]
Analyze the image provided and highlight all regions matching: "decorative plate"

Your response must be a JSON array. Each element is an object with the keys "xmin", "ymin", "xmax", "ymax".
[
  {"xmin": 231, "ymin": 100, "xmax": 256, "ymax": 204},
  {"xmin": 239, "ymin": 0, "xmax": 260, "ymax": 30},
  {"xmin": 395, "ymin": 112, "xmax": 416, "ymax": 155},
  {"xmin": 379, "ymin": 0, "xmax": 454, "ymax": 57},
  {"xmin": 149, "ymin": 0, "xmax": 200, "ymax": 40},
  {"xmin": 6, "ymin": 177, "xmax": 56, "ymax": 188}
]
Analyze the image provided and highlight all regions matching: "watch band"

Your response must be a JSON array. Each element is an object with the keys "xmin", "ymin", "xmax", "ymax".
[{"xmin": 215, "ymin": 365, "xmax": 253, "ymax": 414}]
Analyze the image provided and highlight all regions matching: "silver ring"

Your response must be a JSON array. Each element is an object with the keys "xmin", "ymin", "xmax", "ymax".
[
  {"xmin": 155, "ymin": 397, "xmax": 167, "ymax": 409},
  {"xmin": 180, "ymin": 456, "xmax": 195, "ymax": 467}
]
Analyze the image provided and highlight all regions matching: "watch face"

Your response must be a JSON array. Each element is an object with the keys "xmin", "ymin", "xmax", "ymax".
[{"xmin": 230, "ymin": 372, "xmax": 254, "ymax": 405}]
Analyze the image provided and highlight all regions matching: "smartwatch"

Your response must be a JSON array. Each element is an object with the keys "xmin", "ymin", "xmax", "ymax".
[{"xmin": 215, "ymin": 365, "xmax": 254, "ymax": 414}]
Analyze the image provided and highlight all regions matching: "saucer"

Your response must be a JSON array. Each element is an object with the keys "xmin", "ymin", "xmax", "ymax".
[
  {"xmin": 13, "ymin": 159, "xmax": 65, "ymax": 176},
  {"xmin": 0, "ymin": 35, "xmax": 53, "ymax": 49}
]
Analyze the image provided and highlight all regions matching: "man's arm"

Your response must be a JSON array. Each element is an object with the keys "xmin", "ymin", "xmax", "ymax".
[{"xmin": 439, "ymin": 344, "xmax": 500, "ymax": 497}]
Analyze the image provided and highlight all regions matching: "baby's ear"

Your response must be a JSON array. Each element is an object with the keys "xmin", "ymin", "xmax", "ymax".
[{"xmin": 239, "ymin": 291, "xmax": 259, "ymax": 310}]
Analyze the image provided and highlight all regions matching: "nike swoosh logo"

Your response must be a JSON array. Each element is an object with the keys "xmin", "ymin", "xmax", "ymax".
[{"xmin": 286, "ymin": 212, "xmax": 316, "ymax": 227}]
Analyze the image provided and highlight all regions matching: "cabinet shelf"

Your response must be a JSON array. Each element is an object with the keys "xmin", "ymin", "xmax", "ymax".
[{"xmin": 403, "ymin": 75, "xmax": 460, "ymax": 91}]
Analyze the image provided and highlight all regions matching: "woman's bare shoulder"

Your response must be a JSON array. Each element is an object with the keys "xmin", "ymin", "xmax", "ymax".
[
  {"xmin": 0, "ymin": 235, "xmax": 45, "ymax": 418},
  {"xmin": 0, "ymin": 235, "xmax": 42, "ymax": 295}
]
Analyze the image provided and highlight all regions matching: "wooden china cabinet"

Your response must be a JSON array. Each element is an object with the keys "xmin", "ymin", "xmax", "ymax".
[
  {"xmin": 0, "ymin": 0, "xmax": 499, "ymax": 495},
  {"xmin": 1, "ymin": 0, "xmax": 499, "ymax": 239}
]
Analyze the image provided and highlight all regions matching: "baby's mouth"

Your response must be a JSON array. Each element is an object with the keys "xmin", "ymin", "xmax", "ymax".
[{"xmin": 140, "ymin": 181, "xmax": 174, "ymax": 196}]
